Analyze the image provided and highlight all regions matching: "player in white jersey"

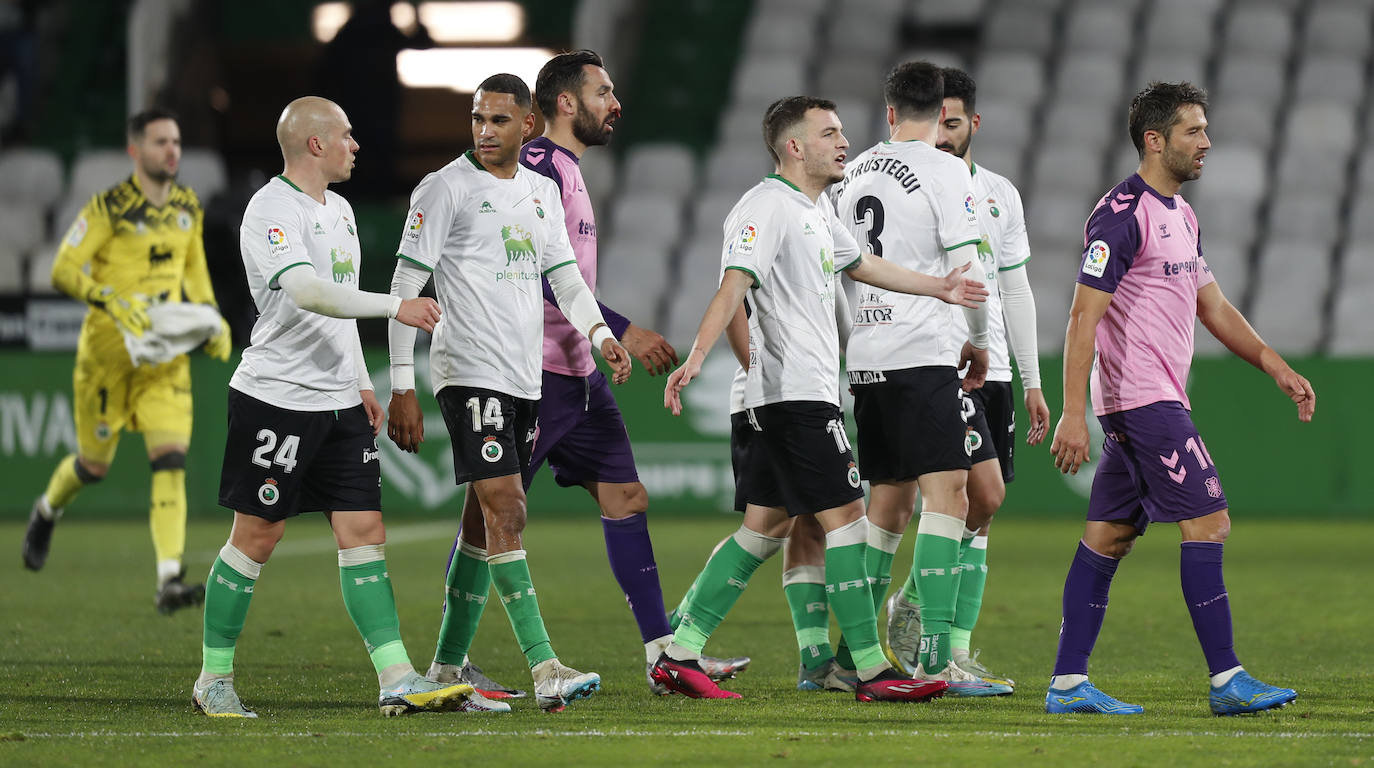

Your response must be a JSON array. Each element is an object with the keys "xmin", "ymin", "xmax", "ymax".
[
  {"xmin": 884, "ymin": 67, "xmax": 1051, "ymax": 691},
  {"xmin": 651, "ymin": 95, "xmax": 986, "ymax": 702},
  {"xmin": 831, "ymin": 61, "xmax": 1009, "ymax": 697},
  {"xmin": 385, "ymin": 74, "xmax": 631, "ymax": 713},
  {"xmin": 192, "ymin": 97, "xmax": 474, "ymax": 718}
]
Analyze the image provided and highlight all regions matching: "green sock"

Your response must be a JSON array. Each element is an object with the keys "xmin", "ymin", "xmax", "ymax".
[
  {"xmin": 783, "ymin": 565, "xmax": 832, "ymax": 671},
  {"xmin": 834, "ymin": 524, "xmax": 902, "ymax": 668},
  {"xmin": 952, "ymin": 533, "xmax": 988, "ymax": 653},
  {"xmin": 339, "ymin": 546, "xmax": 411, "ymax": 675},
  {"xmin": 434, "ymin": 539, "xmax": 491, "ymax": 666},
  {"xmin": 668, "ymin": 574, "xmax": 700, "ymax": 633},
  {"xmin": 201, "ymin": 546, "xmax": 260, "ymax": 677},
  {"xmin": 913, "ymin": 511, "xmax": 964, "ymax": 672},
  {"xmin": 900, "ymin": 563, "xmax": 920, "ymax": 605},
  {"xmin": 489, "ymin": 550, "xmax": 556, "ymax": 668},
  {"xmin": 672, "ymin": 534, "xmax": 764, "ymax": 655},
  {"xmin": 824, "ymin": 522, "xmax": 885, "ymax": 676}
]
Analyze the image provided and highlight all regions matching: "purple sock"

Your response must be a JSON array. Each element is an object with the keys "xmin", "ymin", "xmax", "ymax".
[
  {"xmin": 603, "ymin": 514, "xmax": 672, "ymax": 642},
  {"xmin": 1052, "ymin": 541, "xmax": 1121, "ymax": 676},
  {"xmin": 1180, "ymin": 541, "xmax": 1241, "ymax": 676}
]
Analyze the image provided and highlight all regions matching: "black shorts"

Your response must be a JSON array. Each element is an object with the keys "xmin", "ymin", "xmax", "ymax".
[
  {"xmin": 730, "ymin": 411, "xmax": 753, "ymax": 513},
  {"xmin": 964, "ymin": 380, "xmax": 1015, "ymax": 482},
  {"xmin": 436, "ymin": 385, "xmax": 538, "ymax": 485},
  {"xmin": 851, "ymin": 366, "xmax": 972, "ymax": 483},
  {"xmin": 737, "ymin": 401, "xmax": 864, "ymax": 517},
  {"xmin": 219, "ymin": 388, "xmax": 382, "ymax": 522}
]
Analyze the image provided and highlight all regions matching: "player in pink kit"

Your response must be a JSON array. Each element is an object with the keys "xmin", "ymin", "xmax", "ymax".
[{"xmin": 1046, "ymin": 82, "xmax": 1315, "ymax": 716}]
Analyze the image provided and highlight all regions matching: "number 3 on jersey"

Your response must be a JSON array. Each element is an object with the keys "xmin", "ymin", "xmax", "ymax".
[
  {"xmin": 466, "ymin": 396, "xmax": 505, "ymax": 432},
  {"xmin": 854, "ymin": 195, "xmax": 885, "ymax": 257},
  {"xmin": 251, "ymin": 429, "xmax": 300, "ymax": 473}
]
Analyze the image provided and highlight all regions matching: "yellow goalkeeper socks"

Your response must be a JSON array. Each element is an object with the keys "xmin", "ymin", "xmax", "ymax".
[{"xmin": 43, "ymin": 455, "xmax": 87, "ymax": 512}]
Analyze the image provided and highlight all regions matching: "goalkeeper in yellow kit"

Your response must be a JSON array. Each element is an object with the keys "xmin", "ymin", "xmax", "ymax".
[{"xmin": 23, "ymin": 108, "xmax": 233, "ymax": 614}]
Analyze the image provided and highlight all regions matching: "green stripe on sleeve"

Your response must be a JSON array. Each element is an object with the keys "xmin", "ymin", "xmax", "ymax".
[
  {"xmin": 396, "ymin": 253, "xmax": 434, "ymax": 272},
  {"xmin": 838, "ymin": 253, "xmax": 864, "ymax": 272},
  {"xmin": 724, "ymin": 265, "xmax": 761, "ymax": 286},
  {"xmin": 542, "ymin": 259, "xmax": 577, "ymax": 276},
  {"xmin": 943, "ymin": 238, "xmax": 982, "ymax": 252},
  {"xmin": 998, "ymin": 256, "xmax": 1031, "ymax": 271},
  {"xmin": 268, "ymin": 261, "xmax": 312, "ymax": 290}
]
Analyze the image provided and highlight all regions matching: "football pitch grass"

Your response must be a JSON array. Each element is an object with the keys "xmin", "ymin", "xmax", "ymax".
[{"xmin": 1, "ymin": 514, "xmax": 1370, "ymax": 767}]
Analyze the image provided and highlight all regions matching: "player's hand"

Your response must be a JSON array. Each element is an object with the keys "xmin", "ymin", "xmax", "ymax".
[
  {"xmin": 1050, "ymin": 412, "xmax": 1092, "ymax": 475},
  {"xmin": 620, "ymin": 323, "xmax": 680, "ymax": 376},
  {"xmin": 360, "ymin": 389, "xmax": 384, "ymax": 436},
  {"xmin": 664, "ymin": 349, "xmax": 705, "ymax": 416},
  {"xmin": 959, "ymin": 341, "xmax": 989, "ymax": 392},
  {"xmin": 396, "ymin": 297, "xmax": 441, "ymax": 332},
  {"xmin": 1024, "ymin": 387, "xmax": 1051, "ymax": 445},
  {"xmin": 1273, "ymin": 366, "xmax": 1316, "ymax": 422},
  {"xmin": 204, "ymin": 316, "xmax": 233, "ymax": 362},
  {"xmin": 387, "ymin": 389, "xmax": 424, "ymax": 452},
  {"xmin": 600, "ymin": 338, "xmax": 632, "ymax": 384},
  {"xmin": 936, "ymin": 263, "xmax": 989, "ymax": 309},
  {"xmin": 91, "ymin": 285, "xmax": 151, "ymax": 336}
]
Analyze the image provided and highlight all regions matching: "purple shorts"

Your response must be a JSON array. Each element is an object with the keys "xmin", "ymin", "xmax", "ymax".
[
  {"xmin": 521, "ymin": 369, "xmax": 639, "ymax": 490},
  {"xmin": 1087, "ymin": 401, "xmax": 1228, "ymax": 533}
]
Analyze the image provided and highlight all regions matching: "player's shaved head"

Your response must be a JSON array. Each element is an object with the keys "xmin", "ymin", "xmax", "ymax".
[
  {"xmin": 277, "ymin": 97, "xmax": 348, "ymax": 160},
  {"xmin": 763, "ymin": 96, "xmax": 837, "ymax": 165}
]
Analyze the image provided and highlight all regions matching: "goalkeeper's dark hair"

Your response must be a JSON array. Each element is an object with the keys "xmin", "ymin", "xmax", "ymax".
[
  {"xmin": 1128, "ymin": 81, "xmax": 1209, "ymax": 158},
  {"xmin": 941, "ymin": 67, "xmax": 977, "ymax": 114},
  {"xmin": 476, "ymin": 73, "xmax": 532, "ymax": 111},
  {"xmin": 128, "ymin": 108, "xmax": 178, "ymax": 142},
  {"xmin": 535, "ymin": 49, "xmax": 605, "ymax": 119},
  {"xmin": 884, "ymin": 61, "xmax": 944, "ymax": 122},
  {"xmin": 762, "ymin": 95, "xmax": 836, "ymax": 165}
]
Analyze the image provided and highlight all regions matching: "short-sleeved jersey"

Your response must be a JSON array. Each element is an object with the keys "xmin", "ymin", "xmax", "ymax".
[
  {"xmin": 55, "ymin": 174, "xmax": 208, "ymax": 353},
  {"xmin": 1076, "ymin": 173, "xmax": 1215, "ymax": 415},
  {"xmin": 397, "ymin": 151, "xmax": 576, "ymax": 400},
  {"xmin": 520, "ymin": 137, "xmax": 600, "ymax": 377},
  {"xmin": 948, "ymin": 162, "xmax": 1032, "ymax": 382},
  {"xmin": 232, "ymin": 175, "xmax": 365, "ymax": 411},
  {"xmin": 723, "ymin": 175, "xmax": 860, "ymax": 408},
  {"xmin": 834, "ymin": 140, "xmax": 982, "ymax": 371}
]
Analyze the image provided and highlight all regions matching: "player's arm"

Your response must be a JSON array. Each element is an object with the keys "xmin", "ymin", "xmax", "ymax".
[
  {"xmin": 545, "ymin": 261, "xmax": 631, "ymax": 384},
  {"xmin": 724, "ymin": 303, "xmax": 750, "ymax": 369},
  {"xmin": 833, "ymin": 279, "xmax": 853, "ymax": 353},
  {"xmin": 948, "ymin": 240, "xmax": 991, "ymax": 390},
  {"xmin": 1050, "ymin": 284, "xmax": 1112, "ymax": 474},
  {"xmin": 51, "ymin": 195, "xmax": 153, "ymax": 335},
  {"xmin": 1196, "ymin": 281, "xmax": 1314, "ymax": 422},
  {"xmin": 665, "ymin": 267, "xmax": 753, "ymax": 415},
  {"xmin": 541, "ymin": 278, "xmax": 678, "ymax": 376},
  {"xmin": 276, "ymin": 265, "xmax": 437, "ymax": 327},
  {"xmin": 845, "ymin": 254, "xmax": 986, "ymax": 308},
  {"xmin": 999, "ymin": 263, "xmax": 1049, "ymax": 443}
]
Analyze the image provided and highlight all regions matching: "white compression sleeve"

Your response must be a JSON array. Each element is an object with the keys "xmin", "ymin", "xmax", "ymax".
[
  {"xmin": 388, "ymin": 260, "xmax": 430, "ymax": 392},
  {"xmin": 546, "ymin": 262, "xmax": 614, "ymax": 350},
  {"xmin": 998, "ymin": 263, "xmax": 1041, "ymax": 389},
  {"xmin": 949, "ymin": 241, "xmax": 990, "ymax": 348},
  {"xmin": 277, "ymin": 264, "xmax": 401, "ymax": 320}
]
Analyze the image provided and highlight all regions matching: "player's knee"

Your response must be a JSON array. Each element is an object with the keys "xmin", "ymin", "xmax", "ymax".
[
  {"xmin": 605, "ymin": 484, "xmax": 648, "ymax": 518},
  {"xmin": 967, "ymin": 485, "xmax": 1004, "ymax": 524},
  {"xmin": 149, "ymin": 451, "xmax": 187, "ymax": 473},
  {"xmin": 74, "ymin": 457, "xmax": 107, "ymax": 483}
]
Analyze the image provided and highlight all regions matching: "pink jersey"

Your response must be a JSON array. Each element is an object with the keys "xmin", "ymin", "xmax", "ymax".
[
  {"xmin": 521, "ymin": 137, "xmax": 600, "ymax": 377},
  {"xmin": 1077, "ymin": 174, "xmax": 1216, "ymax": 416}
]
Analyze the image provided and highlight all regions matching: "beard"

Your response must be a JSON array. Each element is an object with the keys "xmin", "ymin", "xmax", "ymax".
[
  {"xmin": 1162, "ymin": 143, "xmax": 1201, "ymax": 183},
  {"xmin": 937, "ymin": 133, "xmax": 970, "ymax": 158},
  {"xmin": 144, "ymin": 165, "xmax": 177, "ymax": 184},
  {"xmin": 571, "ymin": 101, "xmax": 612, "ymax": 147}
]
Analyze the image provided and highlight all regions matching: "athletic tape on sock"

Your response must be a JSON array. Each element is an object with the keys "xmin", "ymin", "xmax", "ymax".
[
  {"xmin": 972, "ymin": 534, "xmax": 989, "ymax": 551},
  {"xmin": 457, "ymin": 538, "xmax": 488, "ymax": 560},
  {"xmin": 867, "ymin": 523, "xmax": 903, "ymax": 554},
  {"xmin": 917, "ymin": 510, "xmax": 965, "ymax": 541},
  {"xmin": 825, "ymin": 516, "xmax": 868, "ymax": 548},
  {"xmin": 732, "ymin": 526, "xmax": 784, "ymax": 560},
  {"xmin": 782, "ymin": 564, "xmax": 826, "ymax": 587},
  {"xmin": 218, "ymin": 543, "xmax": 263, "ymax": 580},
  {"xmin": 487, "ymin": 549, "xmax": 527, "ymax": 566},
  {"xmin": 337, "ymin": 544, "xmax": 385, "ymax": 567}
]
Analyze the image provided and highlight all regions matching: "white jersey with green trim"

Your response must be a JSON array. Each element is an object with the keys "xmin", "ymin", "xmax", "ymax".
[
  {"xmin": 834, "ymin": 139, "xmax": 981, "ymax": 371},
  {"xmin": 397, "ymin": 151, "xmax": 574, "ymax": 399},
  {"xmin": 949, "ymin": 162, "xmax": 1031, "ymax": 383},
  {"xmin": 721, "ymin": 175, "xmax": 860, "ymax": 409},
  {"xmin": 233, "ymin": 175, "xmax": 365, "ymax": 411}
]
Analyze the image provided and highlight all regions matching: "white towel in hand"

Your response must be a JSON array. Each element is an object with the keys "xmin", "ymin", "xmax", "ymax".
[{"xmin": 122, "ymin": 302, "xmax": 225, "ymax": 366}]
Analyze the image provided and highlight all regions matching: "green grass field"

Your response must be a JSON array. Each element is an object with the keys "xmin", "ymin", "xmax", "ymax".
[{"xmin": 1, "ymin": 514, "xmax": 1370, "ymax": 767}]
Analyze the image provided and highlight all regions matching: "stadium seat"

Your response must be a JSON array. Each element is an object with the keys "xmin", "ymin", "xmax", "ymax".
[
  {"xmin": 606, "ymin": 193, "xmax": 685, "ymax": 248},
  {"xmin": 982, "ymin": 6, "xmax": 1058, "ymax": 54},
  {"xmin": 687, "ymin": 194, "xmax": 738, "ymax": 243},
  {"xmin": 1190, "ymin": 195, "xmax": 1259, "ymax": 248},
  {"xmin": 702, "ymin": 148, "xmax": 772, "ymax": 197},
  {"xmin": 976, "ymin": 53, "xmax": 1047, "ymax": 106},
  {"xmin": 663, "ymin": 240, "xmax": 726, "ymax": 347},
  {"xmin": 730, "ymin": 54, "xmax": 808, "ymax": 112},
  {"xmin": 1190, "ymin": 144, "xmax": 1268, "ymax": 204},
  {"xmin": 1280, "ymin": 101, "xmax": 1357, "ymax": 155},
  {"xmin": 1025, "ymin": 193, "xmax": 1091, "ymax": 252},
  {"xmin": 893, "ymin": 48, "xmax": 967, "ymax": 73},
  {"xmin": 1053, "ymin": 53, "xmax": 1127, "ymax": 103},
  {"xmin": 1222, "ymin": 4, "xmax": 1294, "ymax": 59},
  {"xmin": 1132, "ymin": 51, "xmax": 1208, "ymax": 90},
  {"xmin": 1301, "ymin": 1, "xmax": 1372, "ymax": 57},
  {"xmin": 743, "ymin": 11, "xmax": 817, "ymax": 55},
  {"xmin": 755, "ymin": 0, "xmax": 829, "ymax": 15},
  {"xmin": 1330, "ymin": 247, "xmax": 1374, "ymax": 355},
  {"xmin": 68, "ymin": 149, "xmax": 132, "ymax": 203},
  {"xmin": 831, "ymin": 98, "xmax": 881, "ymax": 147},
  {"xmin": 619, "ymin": 143, "xmax": 698, "ymax": 200},
  {"xmin": 0, "ymin": 201, "xmax": 46, "ymax": 266},
  {"xmin": 835, "ymin": 0, "xmax": 906, "ymax": 17},
  {"xmin": 26, "ymin": 244, "xmax": 59, "ymax": 295},
  {"xmin": 578, "ymin": 150, "xmax": 617, "ymax": 213},
  {"xmin": 1142, "ymin": 0, "xmax": 1220, "ymax": 53},
  {"xmin": 0, "ymin": 251, "xmax": 23, "ymax": 293},
  {"xmin": 1030, "ymin": 145, "xmax": 1103, "ymax": 200},
  {"xmin": 1292, "ymin": 56, "xmax": 1366, "ymax": 104},
  {"xmin": 1214, "ymin": 54, "xmax": 1286, "ymax": 107},
  {"xmin": 968, "ymin": 98, "xmax": 1033, "ymax": 157},
  {"xmin": 177, "ymin": 148, "xmax": 227, "ymax": 202},
  {"xmin": 0, "ymin": 147, "xmax": 64, "ymax": 211},
  {"xmin": 1267, "ymin": 193, "xmax": 1340, "ymax": 246},
  {"xmin": 597, "ymin": 239, "xmax": 673, "ymax": 327},
  {"xmin": 716, "ymin": 104, "xmax": 768, "ymax": 149},
  {"xmin": 1249, "ymin": 238, "xmax": 1331, "ymax": 354},
  {"xmin": 816, "ymin": 58, "xmax": 888, "ymax": 104},
  {"xmin": 1106, "ymin": 145, "xmax": 1141, "ymax": 184},
  {"xmin": 1040, "ymin": 100, "xmax": 1116, "ymax": 149},
  {"xmin": 1062, "ymin": 4, "xmax": 1137, "ymax": 54},
  {"xmin": 1354, "ymin": 151, "xmax": 1374, "ymax": 197},
  {"xmin": 970, "ymin": 145, "xmax": 1024, "ymax": 184},
  {"xmin": 1207, "ymin": 101, "xmax": 1277, "ymax": 151},
  {"xmin": 908, "ymin": 0, "xmax": 986, "ymax": 27},
  {"xmin": 1274, "ymin": 146, "xmax": 1350, "ymax": 196},
  {"xmin": 1344, "ymin": 188, "xmax": 1374, "ymax": 242}
]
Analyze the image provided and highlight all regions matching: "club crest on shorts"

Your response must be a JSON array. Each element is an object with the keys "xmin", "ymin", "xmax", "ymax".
[
  {"xmin": 481, "ymin": 436, "xmax": 504, "ymax": 463},
  {"xmin": 1206, "ymin": 476, "xmax": 1222, "ymax": 498},
  {"xmin": 846, "ymin": 462, "xmax": 861, "ymax": 489},
  {"xmin": 964, "ymin": 426, "xmax": 983, "ymax": 457},
  {"xmin": 257, "ymin": 478, "xmax": 280, "ymax": 506}
]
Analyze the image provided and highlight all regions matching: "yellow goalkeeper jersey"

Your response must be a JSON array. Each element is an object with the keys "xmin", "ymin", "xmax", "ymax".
[{"xmin": 53, "ymin": 173, "xmax": 217, "ymax": 356}]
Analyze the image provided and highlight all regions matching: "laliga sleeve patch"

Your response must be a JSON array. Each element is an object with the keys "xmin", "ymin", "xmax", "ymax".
[
  {"xmin": 964, "ymin": 194, "xmax": 978, "ymax": 226},
  {"xmin": 1082, "ymin": 239, "xmax": 1110, "ymax": 278},
  {"xmin": 734, "ymin": 221, "xmax": 759, "ymax": 257},
  {"xmin": 266, "ymin": 226, "xmax": 291, "ymax": 257},
  {"xmin": 66, "ymin": 216, "xmax": 88, "ymax": 247},
  {"xmin": 404, "ymin": 208, "xmax": 425, "ymax": 243}
]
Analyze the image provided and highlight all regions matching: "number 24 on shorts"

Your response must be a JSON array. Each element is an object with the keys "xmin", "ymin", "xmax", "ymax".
[{"xmin": 252, "ymin": 428, "xmax": 300, "ymax": 473}]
